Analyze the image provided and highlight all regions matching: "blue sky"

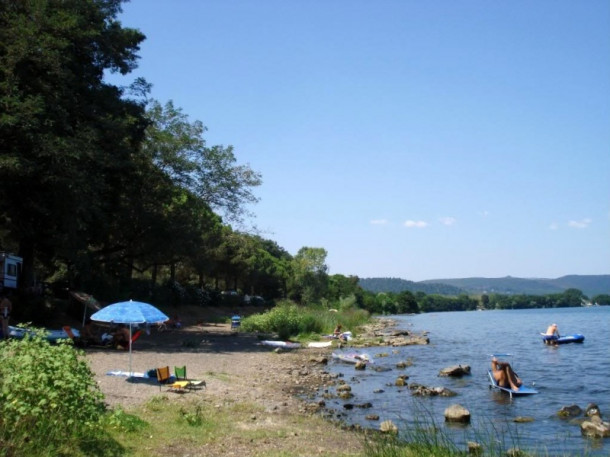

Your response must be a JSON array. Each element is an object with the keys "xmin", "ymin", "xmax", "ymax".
[{"xmin": 111, "ymin": 0, "xmax": 609, "ymax": 281}]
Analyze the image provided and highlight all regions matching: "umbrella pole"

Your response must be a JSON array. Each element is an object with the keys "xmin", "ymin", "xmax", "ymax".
[{"xmin": 129, "ymin": 324, "xmax": 133, "ymax": 377}]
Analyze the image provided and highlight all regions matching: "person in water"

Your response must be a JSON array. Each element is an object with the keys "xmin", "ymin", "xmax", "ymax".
[
  {"xmin": 544, "ymin": 323, "xmax": 560, "ymax": 345},
  {"xmin": 545, "ymin": 323, "xmax": 560, "ymax": 336},
  {"xmin": 491, "ymin": 357, "xmax": 522, "ymax": 390}
]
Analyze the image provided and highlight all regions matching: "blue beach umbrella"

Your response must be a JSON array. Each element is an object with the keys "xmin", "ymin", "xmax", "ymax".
[{"xmin": 91, "ymin": 300, "xmax": 169, "ymax": 376}]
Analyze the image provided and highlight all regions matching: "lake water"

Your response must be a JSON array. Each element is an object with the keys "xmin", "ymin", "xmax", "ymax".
[{"xmin": 319, "ymin": 307, "xmax": 610, "ymax": 456}]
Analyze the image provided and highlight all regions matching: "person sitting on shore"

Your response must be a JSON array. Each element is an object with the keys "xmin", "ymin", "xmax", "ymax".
[
  {"xmin": 112, "ymin": 324, "xmax": 130, "ymax": 349},
  {"xmin": 167, "ymin": 314, "xmax": 182, "ymax": 329},
  {"xmin": 80, "ymin": 318, "xmax": 101, "ymax": 346},
  {"xmin": 491, "ymin": 357, "xmax": 523, "ymax": 390},
  {"xmin": 333, "ymin": 324, "xmax": 348, "ymax": 342}
]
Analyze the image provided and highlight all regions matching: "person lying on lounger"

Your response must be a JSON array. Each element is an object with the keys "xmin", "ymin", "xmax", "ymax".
[{"xmin": 491, "ymin": 357, "xmax": 522, "ymax": 390}]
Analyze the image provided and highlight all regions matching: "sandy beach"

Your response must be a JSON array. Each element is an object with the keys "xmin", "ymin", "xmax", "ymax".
[{"xmin": 84, "ymin": 316, "xmax": 366, "ymax": 456}]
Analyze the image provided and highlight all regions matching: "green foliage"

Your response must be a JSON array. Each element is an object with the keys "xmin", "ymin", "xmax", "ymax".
[
  {"xmin": 179, "ymin": 404, "xmax": 204, "ymax": 427},
  {"xmin": 288, "ymin": 247, "xmax": 329, "ymax": 304},
  {"xmin": 241, "ymin": 300, "xmax": 369, "ymax": 340},
  {"xmin": 359, "ymin": 277, "xmax": 464, "ymax": 295},
  {"xmin": 0, "ymin": 330, "xmax": 106, "ymax": 455},
  {"xmin": 103, "ymin": 408, "xmax": 149, "ymax": 434},
  {"xmin": 592, "ymin": 294, "xmax": 610, "ymax": 305},
  {"xmin": 241, "ymin": 301, "xmax": 307, "ymax": 340}
]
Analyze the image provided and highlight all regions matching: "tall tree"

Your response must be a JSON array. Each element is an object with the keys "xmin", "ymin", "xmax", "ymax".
[
  {"xmin": 289, "ymin": 247, "xmax": 329, "ymax": 304},
  {"xmin": 144, "ymin": 100, "xmax": 262, "ymax": 223},
  {"xmin": 0, "ymin": 0, "xmax": 147, "ymax": 289}
]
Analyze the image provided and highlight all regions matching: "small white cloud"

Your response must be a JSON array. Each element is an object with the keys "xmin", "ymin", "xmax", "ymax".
[
  {"xmin": 439, "ymin": 216, "xmax": 456, "ymax": 226},
  {"xmin": 568, "ymin": 218, "xmax": 592, "ymax": 229},
  {"xmin": 404, "ymin": 220, "xmax": 428, "ymax": 228},
  {"xmin": 549, "ymin": 222, "xmax": 559, "ymax": 230},
  {"xmin": 370, "ymin": 219, "xmax": 388, "ymax": 225},
  {"xmin": 479, "ymin": 210, "xmax": 490, "ymax": 217}
]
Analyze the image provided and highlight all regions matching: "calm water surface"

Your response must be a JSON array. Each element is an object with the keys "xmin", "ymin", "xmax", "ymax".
[{"xmin": 320, "ymin": 307, "xmax": 610, "ymax": 456}]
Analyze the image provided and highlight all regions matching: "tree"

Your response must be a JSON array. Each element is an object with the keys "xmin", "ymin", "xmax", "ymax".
[
  {"xmin": 396, "ymin": 290, "xmax": 419, "ymax": 314},
  {"xmin": 289, "ymin": 247, "xmax": 329, "ymax": 304},
  {"xmin": 328, "ymin": 274, "xmax": 360, "ymax": 302},
  {"xmin": 144, "ymin": 100, "xmax": 262, "ymax": 223},
  {"xmin": 592, "ymin": 294, "xmax": 610, "ymax": 306},
  {"xmin": 0, "ymin": 0, "xmax": 147, "ymax": 289}
]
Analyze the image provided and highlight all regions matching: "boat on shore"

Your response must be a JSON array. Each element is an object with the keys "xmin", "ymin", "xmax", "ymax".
[{"xmin": 7, "ymin": 325, "xmax": 80, "ymax": 343}]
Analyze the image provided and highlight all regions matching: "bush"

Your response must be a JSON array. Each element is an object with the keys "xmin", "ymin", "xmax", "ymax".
[
  {"xmin": 240, "ymin": 300, "xmax": 369, "ymax": 340},
  {"xmin": 0, "ymin": 330, "xmax": 106, "ymax": 455}
]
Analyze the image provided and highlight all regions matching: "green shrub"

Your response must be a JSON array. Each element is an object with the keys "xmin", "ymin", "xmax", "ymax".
[
  {"xmin": 0, "ymin": 330, "xmax": 106, "ymax": 455},
  {"xmin": 240, "ymin": 300, "xmax": 370, "ymax": 340}
]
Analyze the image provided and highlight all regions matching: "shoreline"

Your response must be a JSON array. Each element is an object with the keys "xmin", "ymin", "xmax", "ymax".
[
  {"xmin": 85, "ymin": 320, "xmax": 371, "ymax": 455},
  {"xmin": 82, "ymin": 315, "xmax": 418, "ymax": 455}
]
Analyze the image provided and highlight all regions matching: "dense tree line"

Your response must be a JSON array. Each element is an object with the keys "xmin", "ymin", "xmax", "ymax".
[
  {"xmin": 352, "ymin": 287, "xmax": 607, "ymax": 315},
  {"xmin": 1, "ymin": 2, "xmax": 606, "ymax": 324},
  {"xmin": 0, "ymin": 1, "xmax": 344, "ymax": 318}
]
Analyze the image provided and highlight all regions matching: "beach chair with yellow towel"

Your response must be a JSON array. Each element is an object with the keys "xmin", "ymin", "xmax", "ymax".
[
  {"xmin": 155, "ymin": 366, "xmax": 190, "ymax": 393},
  {"xmin": 174, "ymin": 365, "xmax": 206, "ymax": 391}
]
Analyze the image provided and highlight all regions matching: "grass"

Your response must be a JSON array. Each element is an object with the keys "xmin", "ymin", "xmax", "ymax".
[{"xmin": 101, "ymin": 395, "xmax": 365, "ymax": 457}]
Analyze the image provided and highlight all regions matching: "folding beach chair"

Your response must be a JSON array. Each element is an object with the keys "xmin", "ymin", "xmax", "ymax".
[
  {"xmin": 156, "ymin": 366, "xmax": 189, "ymax": 393},
  {"xmin": 174, "ymin": 365, "xmax": 206, "ymax": 391}
]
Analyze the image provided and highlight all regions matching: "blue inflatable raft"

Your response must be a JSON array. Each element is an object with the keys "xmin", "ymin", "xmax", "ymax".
[{"xmin": 541, "ymin": 333, "xmax": 585, "ymax": 345}]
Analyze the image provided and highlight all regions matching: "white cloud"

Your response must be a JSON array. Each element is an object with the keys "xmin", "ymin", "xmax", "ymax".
[
  {"xmin": 549, "ymin": 222, "xmax": 559, "ymax": 230},
  {"xmin": 568, "ymin": 218, "xmax": 592, "ymax": 229},
  {"xmin": 479, "ymin": 210, "xmax": 490, "ymax": 217},
  {"xmin": 439, "ymin": 216, "xmax": 456, "ymax": 226},
  {"xmin": 370, "ymin": 219, "xmax": 388, "ymax": 225},
  {"xmin": 404, "ymin": 220, "xmax": 428, "ymax": 228}
]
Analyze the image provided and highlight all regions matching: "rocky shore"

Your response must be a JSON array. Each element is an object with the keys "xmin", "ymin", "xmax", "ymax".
[{"xmin": 82, "ymin": 315, "xmax": 430, "ymax": 455}]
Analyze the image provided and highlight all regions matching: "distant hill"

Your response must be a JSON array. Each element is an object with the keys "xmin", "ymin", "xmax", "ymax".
[
  {"xmin": 358, "ymin": 277, "xmax": 465, "ymax": 295},
  {"xmin": 359, "ymin": 275, "xmax": 610, "ymax": 297},
  {"xmin": 545, "ymin": 275, "xmax": 610, "ymax": 297},
  {"xmin": 419, "ymin": 276, "xmax": 564, "ymax": 295}
]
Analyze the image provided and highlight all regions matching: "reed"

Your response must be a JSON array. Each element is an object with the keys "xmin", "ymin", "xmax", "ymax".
[{"xmin": 240, "ymin": 299, "xmax": 370, "ymax": 340}]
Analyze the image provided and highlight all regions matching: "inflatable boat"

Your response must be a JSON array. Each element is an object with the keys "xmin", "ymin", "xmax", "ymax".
[
  {"xmin": 541, "ymin": 333, "xmax": 585, "ymax": 345},
  {"xmin": 331, "ymin": 352, "xmax": 372, "ymax": 364}
]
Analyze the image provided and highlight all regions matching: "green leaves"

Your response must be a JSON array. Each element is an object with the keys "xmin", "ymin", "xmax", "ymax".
[{"xmin": 0, "ymin": 330, "xmax": 106, "ymax": 452}]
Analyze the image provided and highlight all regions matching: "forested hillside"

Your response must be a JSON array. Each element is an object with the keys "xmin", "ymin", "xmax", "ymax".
[
  {"xmin": 361, "ymin": 275, "xmax": 610, "ymax": 297},
  {"xmin": 358, "ymin": 277, "xmax": 464, "ymax": 295}
]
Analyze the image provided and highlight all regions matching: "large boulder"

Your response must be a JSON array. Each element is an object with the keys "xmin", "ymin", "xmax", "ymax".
[
  {"xmin": 354, "ymin": 361, "xmax": 367, "ymax": 370},
  {"xmin": 439, "ymin": 365, "xmax": 471, "ymax": 377},
  {"xmin": 558, "ymin": 404, "xmax": 582, "ymax": 418},
  {"xmin": 409, "ymin": 383, "xmax": 457, "ymax": 397},
  {"xmin": 444, "ymin": 404, "xmax": 471, "ymax": 423},
  {"xmin": 580, "ymin": 415, "xmax": 610, "ymax": 438},
  {"xmin": 395, "ymin": 375, "xmax": 408, "ymax": 387},
  {"xmin": 585, "ymin": 403, "xmax": 602, "ymax": 418}
]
